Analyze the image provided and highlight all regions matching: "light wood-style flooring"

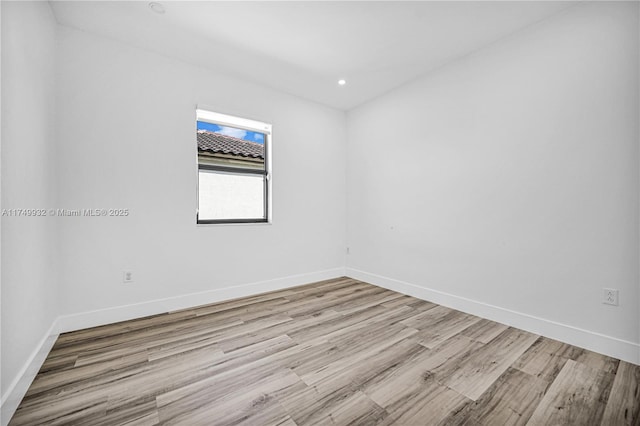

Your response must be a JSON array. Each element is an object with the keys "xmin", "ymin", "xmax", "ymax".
[{"xmin": 9, "ymin": 277, "xmax": 640, "ymax": 425}]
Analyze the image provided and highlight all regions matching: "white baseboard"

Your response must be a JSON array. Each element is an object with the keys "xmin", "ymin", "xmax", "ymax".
[
  {"xmin": 346, "ymin": 267, "xmax": 640, "ymax": 366},
  {"xmin": 55, "ymin": 267, "xmax": 346, "ymax": 333},
  {"xmin": 1, "ymin": 267, "xmax": 346, "ymax": 425},
  {"xmin": 1, "ymin": 319, "xmax": 60, "ymax": 426}
]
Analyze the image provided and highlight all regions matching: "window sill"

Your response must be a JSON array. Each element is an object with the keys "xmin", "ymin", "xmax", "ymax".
[{"xmin": 196, "ymin": 220, "xmax": 272, "ymax": 227}]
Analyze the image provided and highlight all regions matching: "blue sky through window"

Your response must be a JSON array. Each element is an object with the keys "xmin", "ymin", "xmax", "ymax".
[{"xmin": 197, "ymin": 121, "xmax": 265, "ymax": 144}]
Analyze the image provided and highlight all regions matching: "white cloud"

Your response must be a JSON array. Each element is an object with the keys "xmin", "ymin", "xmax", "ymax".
[
  {"xmin": 253, "ymin": 133, "xmax": 263, "ymax": 141},
  {"xmin": 217, "ymin": 126, "xmax": 247, "ymax": 140}
]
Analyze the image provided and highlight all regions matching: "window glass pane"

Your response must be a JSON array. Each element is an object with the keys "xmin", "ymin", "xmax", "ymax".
[
  {"xmin": 198, "ymin": 170, "xmax": 265, "ymax": 220},
  {"xmin": 195, "ymin": 109, "xmax": 270, "ymax": 224},
  {"xmin": 197, "ymin": 121, "xmax": 265, "ymax": 171}
]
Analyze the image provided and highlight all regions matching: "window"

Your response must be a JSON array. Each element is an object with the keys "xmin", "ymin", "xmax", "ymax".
[{"xmin": 196, "ymin": 109, "xmax": 271, "ymax": 224}]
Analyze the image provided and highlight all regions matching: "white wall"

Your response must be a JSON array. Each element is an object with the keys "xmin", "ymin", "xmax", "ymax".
[
  {"xmin": 55, "ymin": 26, "xmax": 346, "ymax": 318},
  {"xmin": 347, "ymin": 2, "xmax": 639, "ymax": 361},
  {"xmin": 1, "ymin": 0, "xmax": 58, "ymax": 410}
]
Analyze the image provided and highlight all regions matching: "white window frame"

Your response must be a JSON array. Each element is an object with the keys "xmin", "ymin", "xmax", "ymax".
[{"xmin": 196, "ymin": 108, "xmax": 272, "ymax": 225}]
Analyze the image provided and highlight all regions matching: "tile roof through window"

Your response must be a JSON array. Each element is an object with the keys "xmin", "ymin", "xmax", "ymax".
[{"xmin": 197, "ymin": 130, "xmax": 264, "ymax": 160}]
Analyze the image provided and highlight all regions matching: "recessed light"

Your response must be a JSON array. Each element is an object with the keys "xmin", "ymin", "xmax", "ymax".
[
  {"xmin": 338, "ymin": 79, "xmax": 347, "ymax": 86},
  {"xmin": 149, "ymin": 2, "xmax": 165, "ymax": 14}
]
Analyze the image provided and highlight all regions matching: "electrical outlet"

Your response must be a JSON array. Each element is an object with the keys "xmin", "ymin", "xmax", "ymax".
[
  {"xmin": 123, "ymin": 271, "xmax": 134, "ymax": 283},
  {"xmin": 603, "ymin": 288, "xmax": 618, "ymax": 306}
]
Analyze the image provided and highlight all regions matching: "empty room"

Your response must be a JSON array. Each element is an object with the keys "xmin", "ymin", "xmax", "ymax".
[{"xmin": 1, "ymin": 1, "xmax": 639, "ymax": 425}]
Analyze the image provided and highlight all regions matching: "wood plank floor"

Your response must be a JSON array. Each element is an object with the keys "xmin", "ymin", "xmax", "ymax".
[{"xmin": 9, "ymin": 278, "xmax": 640, "ymax": 425}]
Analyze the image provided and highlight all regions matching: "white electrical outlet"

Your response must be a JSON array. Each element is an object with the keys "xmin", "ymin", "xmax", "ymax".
[
  {"xmin": 123, "ymin": 271, "xmax": 134, "ymax": 283},
  {"xmin": 603, "ymin": 288, "xmax": 618, "ymax": 306}
]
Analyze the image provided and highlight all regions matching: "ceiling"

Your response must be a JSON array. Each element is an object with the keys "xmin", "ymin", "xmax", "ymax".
[{"xmin": 50, "ymin": 1, "xmax": 576, "ymax": 110}]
